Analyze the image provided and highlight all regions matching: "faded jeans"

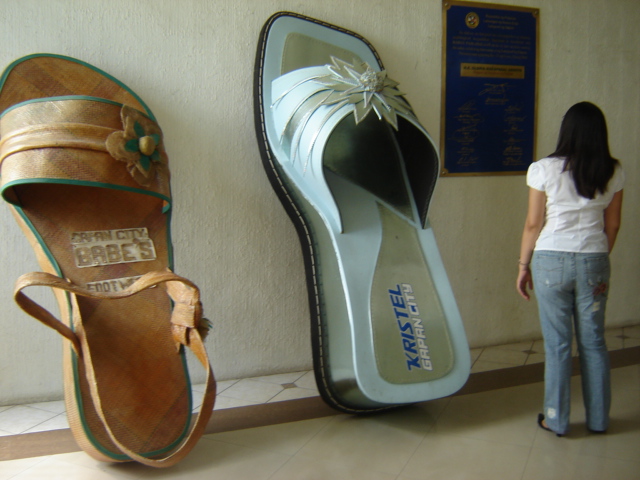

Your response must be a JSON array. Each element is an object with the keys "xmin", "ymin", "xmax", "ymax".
[{"xmin": 532, "ymin": 250, "xmax": 611, "ymax": 434}]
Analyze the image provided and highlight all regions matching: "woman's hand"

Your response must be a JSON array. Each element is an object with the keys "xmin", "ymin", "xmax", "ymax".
[{"xmin": 517, "ymin": 266, "xmax": 533, "ymax": 300}]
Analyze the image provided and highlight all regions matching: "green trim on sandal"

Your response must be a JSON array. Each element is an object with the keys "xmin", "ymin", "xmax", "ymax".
[{"xmin": 0, "ymin": 53, "xmax": 156, "ymax": 121}]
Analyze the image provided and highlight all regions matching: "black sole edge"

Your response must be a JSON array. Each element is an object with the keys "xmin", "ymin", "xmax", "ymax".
[{"xmin": 252, "ymin": 11, "xmax": 394, "ymax": 414}]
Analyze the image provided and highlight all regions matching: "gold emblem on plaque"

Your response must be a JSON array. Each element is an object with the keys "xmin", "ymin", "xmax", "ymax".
[{"xmin": 465, "ymin": 12, "xmax": 480, "ymax": 29}]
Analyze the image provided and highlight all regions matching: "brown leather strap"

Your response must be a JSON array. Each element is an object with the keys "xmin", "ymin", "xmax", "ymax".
[
  {"xmin": 0, "ymin": 99, "xmax": 171, "ymax": 201},
  {"xmin": 0, "ymin": 123, "xmax": 116, "ymax": 164},
  {"xmin": 13, "ymin": 270, "xmax": 216, "ymax": 467},
  {"xmin": 14, "ymin": 273, "xmax": 85, "ymax": 354}
]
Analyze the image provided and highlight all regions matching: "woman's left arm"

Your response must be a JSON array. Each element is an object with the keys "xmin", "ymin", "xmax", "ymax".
[
  {"xmin": 604, "ymin": 189, "xmax": 623, "ymax": 253},
  {"xmin": 517, "ymin": 188, "xmax": 546, "ymax": 300}
]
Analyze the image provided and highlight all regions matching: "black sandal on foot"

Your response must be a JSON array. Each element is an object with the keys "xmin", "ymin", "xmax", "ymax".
[{"xmin": 538, "ymin": 413, "xmax": 564, "ymax": 437}]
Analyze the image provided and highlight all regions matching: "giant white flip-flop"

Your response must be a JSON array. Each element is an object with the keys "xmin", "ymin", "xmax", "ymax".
[{"xmin": 254, "ymin": 12, "xmax": 470, "ymax": 412}]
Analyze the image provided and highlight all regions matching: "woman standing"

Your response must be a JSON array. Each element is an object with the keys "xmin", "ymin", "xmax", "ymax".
[{"xmin": 516, "ymin": 102, "xmax": 624, "ymax": 436}]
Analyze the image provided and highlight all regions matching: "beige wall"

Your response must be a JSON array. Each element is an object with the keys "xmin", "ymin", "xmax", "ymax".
[{"xmin": 1, "ymin": 0, "xmax": 638, "ymax": 404}]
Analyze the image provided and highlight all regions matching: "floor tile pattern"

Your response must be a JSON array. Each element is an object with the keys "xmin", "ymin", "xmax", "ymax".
[
  {"xmin": 2, "ymin": 325, "xmax": 639, "ymax": 437},
  {"xmin": 0, "ymin": 324, "xmax": 638, "ymax": 479}
]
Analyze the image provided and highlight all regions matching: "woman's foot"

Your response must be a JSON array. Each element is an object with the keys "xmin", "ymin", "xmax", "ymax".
[{"xmin": 537, "ymin": 413, "xmax": 564, "ymax": 437}]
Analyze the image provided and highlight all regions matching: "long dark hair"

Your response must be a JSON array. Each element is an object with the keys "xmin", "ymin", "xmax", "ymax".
[{"xmin": 550, "ymin": 102, "xmax": 619, "ymax": 199}]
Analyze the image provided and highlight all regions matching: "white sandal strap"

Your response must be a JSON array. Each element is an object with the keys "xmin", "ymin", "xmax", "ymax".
[{"xmin": 270, "ymin": 56, "xmax": 430, "ymax": 232}]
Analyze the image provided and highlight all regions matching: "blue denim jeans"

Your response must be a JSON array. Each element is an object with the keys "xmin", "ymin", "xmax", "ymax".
[{"xmin": 532, "ymin": 250, "xmax": 611, "ymax": 434}]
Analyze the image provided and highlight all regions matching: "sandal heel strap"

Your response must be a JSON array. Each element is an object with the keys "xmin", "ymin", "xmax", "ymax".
[{"xmin": 13, "ymin": 270, "xmax": 215, "ymax": 467}]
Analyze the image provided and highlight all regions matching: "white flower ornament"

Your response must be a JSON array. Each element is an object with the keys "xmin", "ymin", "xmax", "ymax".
[
  {"xmin": 272, "ymin": 56, "xmax": 417, "ymax": 172},
  {"xmin": 314, "ymin": 56, "xmax": 414, "ymax": 129}
]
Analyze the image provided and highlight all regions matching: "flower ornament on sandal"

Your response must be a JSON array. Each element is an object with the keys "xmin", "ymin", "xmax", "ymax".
[
  {"xmin": 273, "ymin": 56, "xmax": 417, "ymax": 173},
  {"xmin": 106, "ymin": 106, "xmax": 168, "ymax": 187},
  {"xmin": 315, "ymin": 57, "xmax": 415, "ymax": 129}
]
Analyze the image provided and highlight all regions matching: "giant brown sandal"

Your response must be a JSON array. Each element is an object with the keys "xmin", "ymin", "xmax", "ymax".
[{"xmin": 0, "ymin": 54, "xmax": 215, "ymax": 467}]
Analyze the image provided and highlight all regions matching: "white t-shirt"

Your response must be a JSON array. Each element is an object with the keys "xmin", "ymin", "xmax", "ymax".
[{"xmin": 527, "ymin": 156, "xmax": 625, "ymax": 253}]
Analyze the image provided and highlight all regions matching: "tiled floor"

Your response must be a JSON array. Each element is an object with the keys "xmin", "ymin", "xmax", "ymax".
[
  {"xmin": 0, "ymin": 370, "xmax": 321, "ymax": 438},
  {"xmin": 1, "ymin": 324, "xmax": 639, "ymax": 479}
]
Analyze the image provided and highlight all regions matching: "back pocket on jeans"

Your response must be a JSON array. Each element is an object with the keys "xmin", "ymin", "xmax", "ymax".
[
  {"xmin": 585, "ymin": 255, "xmax": 610, "ymax": 287},
  {"xmin": 534, "ymin": 254, "xmax": 564, "ymax": 288}
]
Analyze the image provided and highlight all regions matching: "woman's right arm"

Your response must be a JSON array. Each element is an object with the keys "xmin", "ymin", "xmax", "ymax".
[
  {"xmin": 517, "ymin": 188, "xmax": 546, "ymax": 300},
  {"xmin": 604, "ymin": 189, "xmax": 623, "ymax": 252}
]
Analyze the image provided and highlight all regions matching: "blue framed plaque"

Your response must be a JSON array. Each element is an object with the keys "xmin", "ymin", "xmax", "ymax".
[{"xmin": 441, "ymin": 1, "xmax": 539, "ymax": 176}]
